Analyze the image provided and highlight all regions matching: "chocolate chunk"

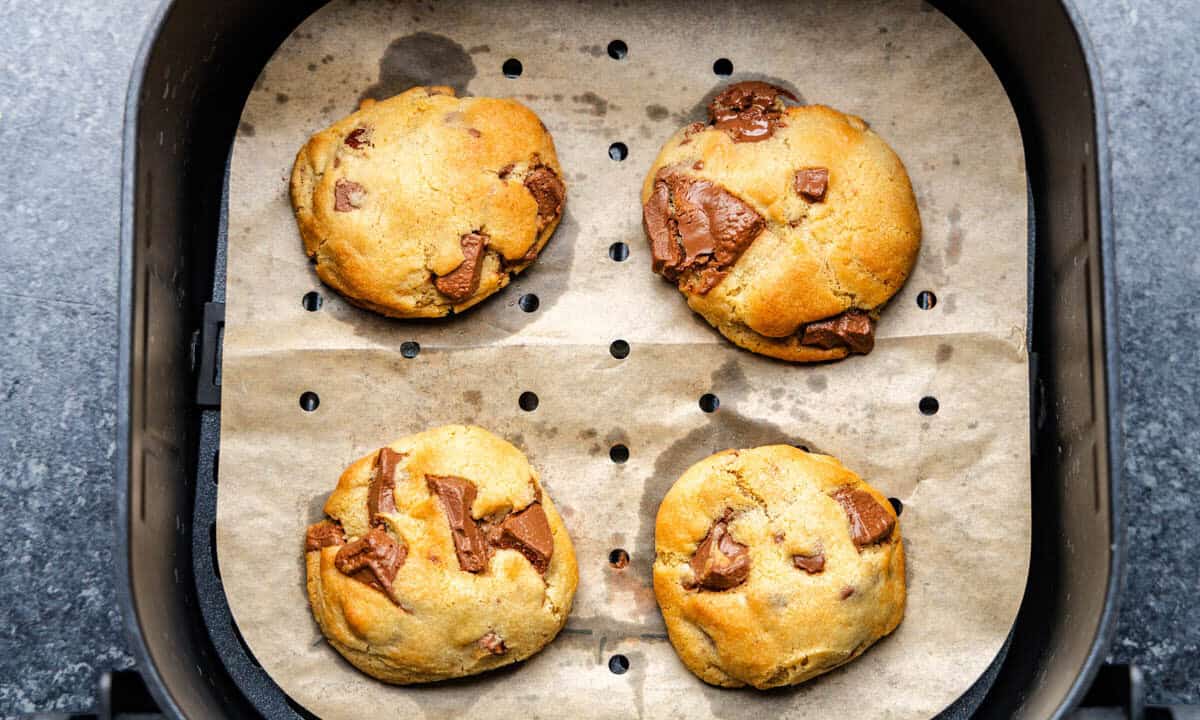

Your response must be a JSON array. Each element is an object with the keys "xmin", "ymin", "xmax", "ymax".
[
  {"xmin": 679, "ymin": 121, "xmax": 706, "ymax": 145},
  {"xmin": 333, "ymin": 178, "xmax": 366, "ymax": 212},
  {"xmin": 434, "ymin": 232, "xmax": 487, "ymax": 302},
  {"xmin": 792, "ymin": 552, "xmax": 826, "ymax": 575},
  {"xmin": 427, "ymin": 475, "xmax": 490, "ymax": 572},
  {"xmin": 344, "ymin": 126, "xmax": 372, "ymax": 149},
  {"xmin": 305, "ymin": 520, "xmax": 345, "ymax": 552},
  {"xmin": 794, "ymin": 167, "xmax": 829, "ymax": 202},
  {"xmin": 800, "ymin": 310, "xmax": 876, "ymax": 354},
  {"xmin": 488, "ymin": 503, "xmax": 555, "ymax": 575},
  {"xmin": 524, "ymin": 165, "xmax": 565, "ymax": 231},
  {"xmin": 368, "ymin": 448, "xmax": 402, "ymax": 526},
  {"xmin": 643, "ymin": 169, "xmax": 765, "ymax": 293},
  {"xmin": 831, "ymin": 487, "xmax": 896, "ymax": 548},
  {"xmin": 467, "ymin": 127, "xmax": 482, "ymax": 138},
  {"xmin": 478, "ymin": 631, "xmax": 507, "ymax": 655},
  {"xmin": 334, "ymin": 526, "xmax": 406, "ymax": 605},
  {"xmin": 498, "ymin": 163, "xmax": 515, "ymax": 180},
  {"xmin": 840, "ymin": 586, "xmax": 855, "ymax": 600},
  {"xmin": 707, "ymin": 81, "xmax": 797, "ymax": 143},
  {"xmin": 689, "ymin": 511, "xmax": 751, "ymax": 591}
]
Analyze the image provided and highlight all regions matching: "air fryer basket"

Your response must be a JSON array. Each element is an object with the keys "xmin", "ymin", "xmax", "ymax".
[{"xmin": 116, "ymin": 1, "xmax": 1120, "ymax": 718}]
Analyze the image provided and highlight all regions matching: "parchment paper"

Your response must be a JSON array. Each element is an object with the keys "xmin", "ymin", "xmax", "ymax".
[{"xmin": 217, "ymin": 1, "xmax": 1031, "ymax": 718}]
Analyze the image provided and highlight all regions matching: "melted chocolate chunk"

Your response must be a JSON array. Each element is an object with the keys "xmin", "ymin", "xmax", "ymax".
[
  {"xmin": 369, "ymin": 448, "xmax": 402, "ymax": 526},
  {"xmin": 333, "ymin": 179, "xmax": 366, "ymax": 212},
  {"xmin": 689, "ymin": 511, "xmax": 751, "ymax": 591},
  {"xmin": 488, "ymin": 502, "xmax": 555, "ymax": 575},
  {"xmin": 800, "ymin": 310, "xmax": 876, "ymax": 354},
  {"xmin": 524, "ymin": 165, "xmax": 565, "ymax": 231},
  {"xmin": 334, "ymin": 526, "xmax": 406, "ymax": 605},
  {"xmin": 478, "ymin": 631, "xmax": 507, "ymax": 655},
  {"xmin": 344, "ymin": 126, "xmax": 372, "ymax": 149},
  {"xmin": 305, "ymin": 520, "xmax": 345, "ymax": 552},
  {"xmin": 707, "ymin": 81, "xmax": 797, "ymax": 143},
  {"xmin": 643, "ymin": 169, "xmax": 765, "ymax": 294},
  {"xmin": 792, "ymin": 552, "xmax": 826, "ymax": 575},
  {"xmin": 794, "ymin": 167, "xmax": 829, "ymax": 202},
  {"xmin": 434, "ymin": 232, "xmax": 487, "ymax": 302},
  {"xmin": 831, "ymin": 487, "xmax": 896, "ymax": 548},
  {"xmin": 427, "ymin": 475, "xmax": 490, "ymax": 573},
  {"xmin": 498, "ymin": 163, "xmax": 515, "ymax": 180}
]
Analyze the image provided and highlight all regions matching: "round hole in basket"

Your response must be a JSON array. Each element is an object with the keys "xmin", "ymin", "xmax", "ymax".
[
  {"xmin": 919, "ymin": 396, "xmax": 939, "ymax": 415},
  {"xmin": 889, "ymin": 497, "xmax": 904, "ymax": 516},
  {"xmin": 917, "ymin": 290, "xmax": 937, "ymax": 310},
  {"xmin": 608, "ymin": 654, "xmax": 630, "ymax": 675},
  {"xmin": 699, "ymin": 393, "xmax": 720, "ymax": 413},
  {"xmin": 519, "ymin": 391, "xmax": 539, "ymax": 412},
  {"xmin": 608, "ymin": 242, "xmax": 630, "ymax": 262},
  {"xmin": 299, "ymin": 391, "xmax": 320, "ymax": 412},
  {"xmin": 713, "ymin": 58, "xmax": 734, "ymax": 76},
  {"xmin": 607, "ymin": 39, "xmax": 628, "ymax": 60},
  {"xmin": 609, "ymin": 444, "xmax": 629, "ymax": 463},
  {"xmin": 301, "ymin": 291, "xmax": 322, "ymax": 312},
  {"xmin": 609, "ymin": 339, "xmax": 630, "ymax": 359},
  {"xmin": 608, "ymin": 142, "xmax": 628, "ymax": 161},
  {"xmin": 518, "ymin": 293, "xmax": 540, "ymax": 313},
  {"xmin": 502, "ymin": 58, "xmax": 523, "ymax": 78},
  {"xmin": 609, "ymin": 548, "xmax": 630, "ymax": 568},
  {"xmin": 400, "ymin": 341, "xmax": 420, "ymax": 359}
]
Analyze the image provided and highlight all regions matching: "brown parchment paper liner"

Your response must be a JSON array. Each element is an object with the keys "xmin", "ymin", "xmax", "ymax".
[{"xmin": 217, "ymin": 1, "xmax": 1030, "ymax": 718}]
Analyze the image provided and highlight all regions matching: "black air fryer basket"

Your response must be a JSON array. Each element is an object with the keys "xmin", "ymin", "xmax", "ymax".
[{"xmin": 116, "ymin": 1, "xmax": 1122, "ymax": 718}]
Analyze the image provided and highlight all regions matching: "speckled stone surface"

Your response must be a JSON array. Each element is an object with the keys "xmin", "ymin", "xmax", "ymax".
[{"xmin": 0, "ymin": 0, "xmax": 1195, "ymax": 714}]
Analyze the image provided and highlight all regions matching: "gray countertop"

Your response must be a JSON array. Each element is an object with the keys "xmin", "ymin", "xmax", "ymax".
[{"xmin": 0, "ymin": 0, "xmax": 1196, "ymax": 714}]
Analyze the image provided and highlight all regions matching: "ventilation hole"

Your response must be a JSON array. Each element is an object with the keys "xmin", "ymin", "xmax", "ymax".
[
  {"xmin": 916, "ymin": 290, "xmax": 937, "ymax": 310},
  {"xmin": 299, "ymin": 391, "xmax": 320, "ymax": 412},
  {"xmin": 889, "ymin": 498, "xmax": 904, "ymax": 516},
  {"xmin": 919, "ymin": 396, "xmax": 939, "ymax": 415},
  {"xmin": 231, "ymin": 621, "xmax": 261, "ymax": 668},
  {"xmin": 502, "ymin": 58, "xmax": 523, "ymax": 78},
  {"xmin": 400, "ymin": 341, "xmax": 420, "ymax": 359},
  {"xmin": 610, "ymin": 339, "xmax": 630, "ymax": 359},
  {"xmin": 519, "ymin": 391, "xmax": 539, "ymax": 412},
  {"xmin": 209, "ymin": 522, "xmax": 220, "ymax": 581},
  {"xmin": 699, "ymin": 393, "xmax": 720, "ymax": 413},
  {"xmin": 518, "ymin": 294, "xmax": 540, "ymax": 313},
  {"xmin": 610, "ymin": 444, "xmax": 629, "ymax": 463},
  {"xmin": 608, "ymin": 654, "xmax": 630, "ymax": 674},
  {"xmin": 609, "ymin": 548, "xmax": 630, "ymax": 568},
  {"xmin": 608, "ymin": 142, "xmax": 628, "ymax": 161},
  {"xmin": 301, "ymin": 291, "xmax": 323, "ymax": 312},
  {"xmin": 607, "ymin": 40, "xmax": 628, "ymax": 60},
  {"xmin": 608, "ymin": 242, "xmax": 630, "ymax": 262},
  {"xmin": 713, "ymin": 58, "xmax": 733, "ymax": 76}
]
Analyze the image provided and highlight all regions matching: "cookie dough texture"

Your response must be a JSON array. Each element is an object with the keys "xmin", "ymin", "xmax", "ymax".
[
  {"xmin": 642, "ymin": 82, "xmax": 921, "ymax": 362},
  {"xmin": 291, "ymin": 87, "xmax": 566, "ymax": 317},
  {"xmin": 653, "ymin": 445, "xmax": 905, "ymax": 689},
  {"xmin": 304, "ymin": 425, "xmax": 578, "ymax": 684}
]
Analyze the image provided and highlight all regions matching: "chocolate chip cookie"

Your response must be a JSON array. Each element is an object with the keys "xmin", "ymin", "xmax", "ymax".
[
  {"xmin": 304, "ymin": 425, "xmax": 578, "ymax": 683},
  {"xmin": 291, "ymin": 87, "xmax": 566, "ymax": 318},
  {"xmin": 653, "ymin": 445, "xmax": 905, "ymax": 688},
  {"xmin": 642, "ymin": 82, "xmax": 921, "ymax": 361}
]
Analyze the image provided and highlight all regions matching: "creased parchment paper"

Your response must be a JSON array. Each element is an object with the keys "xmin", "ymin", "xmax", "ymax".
[{"xmin": 217, "ymin": 1, "xmax": 1030, "ymax": 717}]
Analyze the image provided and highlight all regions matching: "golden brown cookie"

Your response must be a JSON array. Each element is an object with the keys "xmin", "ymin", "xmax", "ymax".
[
  {"xmin": 653, "ymin": 445, "xmax": 905, "ymax": 688},
  {"xmin": 290, "ymin": 87, "xmax": 566, "ymax": 317},
  {"xmin": 304, "ymin": 425, "xmax": 578, "ymax": 684},
  {"xmin": 641, "ymin": 82, "xmax": 921, "ymax": 362}
]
